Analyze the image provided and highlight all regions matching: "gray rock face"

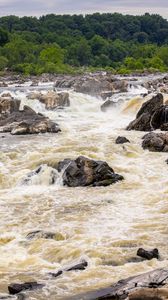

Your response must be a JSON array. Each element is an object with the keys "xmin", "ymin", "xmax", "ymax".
[
  {"xmin": 127, "ymin": 94, "xmax": 164, "ymax": 131},
  {"xmin": 57, "ymin": 156, "xmax": 124, "ymax": 187},
  {"xmin": 142, "ymin": 132, "xmax": 168, "ymax": 152},
  {"xmin": 54, "ymin": 74, "xmax": 128, "ymax": 98},
  {"xmin": 0, "ymin": 105, "xmax": 61, "ymax": 135}
]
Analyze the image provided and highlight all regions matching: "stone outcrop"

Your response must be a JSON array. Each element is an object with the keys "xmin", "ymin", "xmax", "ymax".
[
  {"xmin": 127, "ymin": 93, "xmax": 166, "ymax": 131},
  {"xmin": 57, "ymin": 156, "xmax": 124, "ymax": 187},
  {"xmin": 0, "ymin": 105, "xmax": 61, "ymax": 135},
  {"xmin": 67, "ymin": 268, "xmax": 168, "ymax": 300},
  {"xmin": 54, "ymin": 73, "xmax": 128, "ymax": 98},
  {"xmin": 27, "ymin": 91, "xmax": 70, "ymax": 110},
  {"xmin": 142, "ymin": 132, "xmax": 168, "ymax": 152}
]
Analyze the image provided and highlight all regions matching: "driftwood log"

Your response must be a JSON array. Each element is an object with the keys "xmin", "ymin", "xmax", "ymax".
[{"xmin": 65, "ymin": 268, "xmax": 168, "ymax": 300}]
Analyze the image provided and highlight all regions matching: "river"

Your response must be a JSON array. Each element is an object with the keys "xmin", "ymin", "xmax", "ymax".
[{"xmin": 0, "ymin": 79, "xmax": 167, "ymax": 299}]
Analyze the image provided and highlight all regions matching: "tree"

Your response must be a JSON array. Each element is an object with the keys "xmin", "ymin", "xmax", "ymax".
[{"xmin": 0, "ymin": 28, "xmax": 9, "ymax": 46}]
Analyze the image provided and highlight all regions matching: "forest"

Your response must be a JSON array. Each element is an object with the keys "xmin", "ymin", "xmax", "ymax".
[{"xmin": 0, "ymin": 13, "xmax": 168, "ymax": 74}]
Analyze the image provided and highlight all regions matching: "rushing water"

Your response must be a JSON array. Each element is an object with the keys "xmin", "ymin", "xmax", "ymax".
[{"xmin": 0, "ymin": 82, "xmax": 168, "ymax": 299}]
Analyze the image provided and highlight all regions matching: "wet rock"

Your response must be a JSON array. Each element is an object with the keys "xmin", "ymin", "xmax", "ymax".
[
  {"xmin": 101, "ymin": 100, "xmax": 116, "ymax": 112},
  {"xmin": 26, "ymin": 230, "xmax": 64, "ymax": 240},
  {"xmin": 67, "ymin": 268, "xmax": 168, "ymax": 300},
  {"xmin": 137, "ymin": 248, "xmax": 159, "ymax": 260},
  {"xmin": 100, "ymin": 91, "xmax": 113, "ymax": 100},
  {"xmin": 50, "ymin": 259, "xmax": 88, "ymax": 278},
  {"xmin": 0, "ymin": 105, "xmax": 61, "ymax": 135},
  {"xmin": 116, "ymin": 136, "xmax": 130, "ymax": 144},
  {"xmin": 142, "ymin": 132, "xmax": 168, "ymax": 152},
  {"xmin": 151, "ymin": 105, "xmax": 168, "ymax": 130},
  {"xmin": 0, "ymin": 82, "xmax": 8, "ymax": 87},
  {"xmin": 8, "ymin": 282, "xmax": 44, "ymax": 295},
  {"xmin": 127, "ymin": 94, "xmax": 164, "ymax": 131},
  {"xmin": 0, "ymin": 98, "xmax": 20, "ymax": 116},
  {"xmin": 57, "ymin": 156, "xmax": 124, "ymax": 187},
  {"xmin": 1, "ymin": 93, "xmax": 13, "ymax": 98},
  {"xmin": 27, "ymin": 91, "xmax": 70, "ymax": 110}
]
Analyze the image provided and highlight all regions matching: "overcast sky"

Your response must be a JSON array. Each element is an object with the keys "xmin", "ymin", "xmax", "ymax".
[{"xmin": 0, "ymin": 0, "xmax": 168, "ymax": 18}]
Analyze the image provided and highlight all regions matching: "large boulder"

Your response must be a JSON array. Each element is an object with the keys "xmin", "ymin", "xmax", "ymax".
[
  {"xmin": 0, "ymin": 105, "xmax": 61, "ymax": 135},
  {"xmin": 74, "ymin": 75, "xmax": 128, "ymax": 97},
  {"xmin": 151, "ymin": 105, "xmax": 168, "ymax": 130},
  {"xmin": 27, "ymin": 91, "xmax": 70, "ymax": 110},
  {"xmin": 127, "ymin": 93, "xmax": 164, "ymax": 131},
  {"xmin": 57, "ymin": 156, "xmax": 124, "ymax": 187},
  {"xmin": 142, "ymin": 132, "xmax": 168, "ymax": 152},
  {"xmin": 0, "ymin": 97, "xmax": 20, "ymax": 117}
]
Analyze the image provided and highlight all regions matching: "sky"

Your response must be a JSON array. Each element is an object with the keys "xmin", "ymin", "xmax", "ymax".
[{"xmin": 0, "ymin": 0, "xmax": 168, "ymax": 18}]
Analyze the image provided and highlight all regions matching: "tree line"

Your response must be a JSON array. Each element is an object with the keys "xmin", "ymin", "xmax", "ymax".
[{"xmin": 0, "ymin": 13, "xmax": 168, "ymax": 75}]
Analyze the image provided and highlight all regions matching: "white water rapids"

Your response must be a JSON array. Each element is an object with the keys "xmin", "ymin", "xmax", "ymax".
[{"xmin": 0, "ymin": 82, "xmax": 167, "ymax": 299}]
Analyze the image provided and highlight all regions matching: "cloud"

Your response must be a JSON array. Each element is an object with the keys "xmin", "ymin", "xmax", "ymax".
[{"xmin": 0, "ymin": 0, "xmax": 168, "ymax": 18}]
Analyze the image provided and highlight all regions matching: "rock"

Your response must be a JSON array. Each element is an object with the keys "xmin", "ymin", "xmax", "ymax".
[
  {"xmin": 142, "ymin": 132, "xmax": 168, "ymax": 152},
  {"xmin": 8, "ymin": 282, "xmax": 44, "ymax": 295},
  {"xmin": 136, "ymin": 93, "xmax": 163, "ymax": 118},
  {"xmin": 26, "ymin": 230, "xmax": 64, "ymax": 240},
  {"xmin": 66, "ymin": 268, "xmax": 168, "ymax": 300},
  {"xmin": 137, "ymin": 248, "xmax": 159, "ymax": 260},
  {"xmin": 115, "ymin": 136, "xmax": 130, "ymax": 144},
  {"xmin": 27, "ymin": 91, "xmax": 70, "ymax": 110},
  {"xmin": 151, "ymin": 105, "xmax": 168, "ymax": 130},
  {"xmin": 129, "ymin": 288, "xmax": 168, "ymax": 300},
  {"xmin": 0, "ymin": 98, "xmax": 20, "ymax": 116},
  {"xmin": 127, "ymin": 94, "xmax": 164, "ymax": 131},
  {"xmin": 101, "ymin": 100, "xmax": 116, "ymax": 112},
  {"xmin": 1, "ymin": 93, "xmax": 13, "ymax": 98},
  {"xmin": 74, "ymin": 77, "xmax": 111, "ymax": 96},
  {"xmin": 57, "ymin": 156, "xmax": 124, "ymax": 187},
  {"xmin": 50, "ymin": 259, "xmax": 88, "ymax": 278},
  {"xmin": 100, "ymin": 91, "xmax": 113, "ymax": 100},
  {"xmin": 0, "ymin": 82, "xmax": 8, "ymax": 87},
  {"xmin": 0, "ymin": 106, "xmax": 61, "ymax": 135}
]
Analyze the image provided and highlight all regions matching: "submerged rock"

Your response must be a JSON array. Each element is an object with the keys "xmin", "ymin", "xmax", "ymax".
[
  {"xmin": 115, "ymin": 136, "xmax": 130, "ymax": 144},
  {"xmin": 137, "ymin": 248, "xmax": 159, "ymax": 260},
  {"xmin": 8, "ymin": 282, "xmax": 44, "ymax": 295},
  {"xmin": 26, "ymin": 230, "xmax": 64, "ymax": 240},
  {"xmin": 50, "ymin": 259, "xmax": 88, "ymax": 278},
  {"xmin": 142, "ymin": 132, "xmax": 168, "ymax": 152},
  {"xmin": 0, "ymin": 106, "xmax": 61, "ymax": 135},
  {"xmin": 127, "ymin": 94, "xmax": 164, "ymax": 131},
  {"xmin": 57, "ymin": 156, "xmax": 124, "ymax": 187}
]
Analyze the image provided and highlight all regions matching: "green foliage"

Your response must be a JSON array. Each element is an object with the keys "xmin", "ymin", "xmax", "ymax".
[
  {"xmin": 0, "ymin": 28, "xmax": 9, "ymax": 46},
  {"xmin": 0, "ymin": 13, "xmax": 168, "ymax": 74},
  {"xmin": 0, "ymin": 56, "xmax": 8, "ymax": 70}
]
